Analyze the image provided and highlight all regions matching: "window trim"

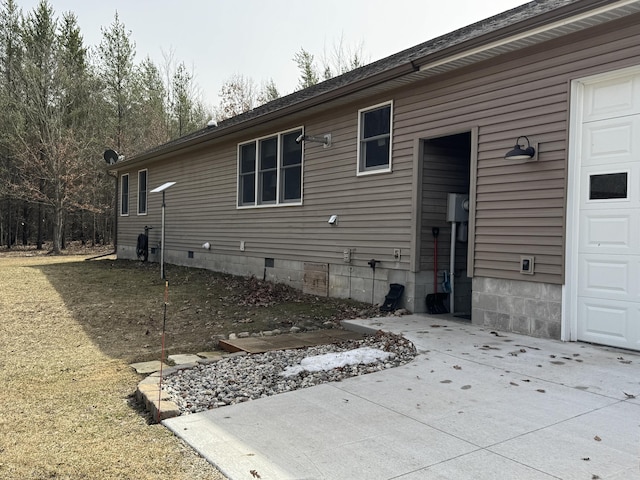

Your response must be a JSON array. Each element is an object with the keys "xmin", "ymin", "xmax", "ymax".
[
  {"xmin": 137, "ymin": 169, "xmax": 148, "ymax": 215},
  {"xmin": 356, "ymin": 100, "xmax": 393, "ymax": 176},
  {"xmin": 120, "ymin": 173, "xmax": 129, "ymax": 216},
  {"xmin": 237, "ymin": 126, "xmax": 304, "ymax": 209},
  {"xmin": 586, "ymin": 169, "xmax": 630, "ymax": 203}
]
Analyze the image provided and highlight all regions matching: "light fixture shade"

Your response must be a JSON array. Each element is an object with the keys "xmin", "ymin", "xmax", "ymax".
[{"xmin": 505, "ymin": 136, "xmax": 536, "ymax": 160}]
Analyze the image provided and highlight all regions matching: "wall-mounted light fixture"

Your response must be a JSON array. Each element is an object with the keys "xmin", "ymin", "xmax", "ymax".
[
  {"xmin": 505, "ymin": 136, "xmax": 537, "ymax": 161},
  {"xmin": 296, "ymin": 133, "xmax": 332, "ymax": 148},
  {"xmin": 328, "ymin": 214, "xmax": 338, "ymax": 226}
]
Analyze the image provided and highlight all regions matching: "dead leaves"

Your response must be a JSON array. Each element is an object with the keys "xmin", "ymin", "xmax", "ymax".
[
  {"xmin": 508, "ymin": 348, "xmax": 527, "ymax": 356},
  {"xmin": 250, "ymin": 469, "xmax": 261, "ymax": 478},
  {"xmin": 594, "ymin": 435, "xmax": 601, "ymax": 442},
  {"xmin": 478, "ymin": 344, "xmax": 500, "ymax": 351},
  {"xmin": 623, "ymin": 392, "xmax": 636, "ymax": 399},
  {"xmin": 453, "ymin": 365, "xmax": 462, "ymax": 370}
]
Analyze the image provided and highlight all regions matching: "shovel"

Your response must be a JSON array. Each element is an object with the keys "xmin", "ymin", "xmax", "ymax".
[{"xmin": 426, "ymin": 227, "xmax": 448, "ymax": 314}]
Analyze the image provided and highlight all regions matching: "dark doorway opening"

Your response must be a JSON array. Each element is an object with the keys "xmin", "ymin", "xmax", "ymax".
[{"xmin": 422, "ymin": 132, "xmax": 472, "ymax": 318}]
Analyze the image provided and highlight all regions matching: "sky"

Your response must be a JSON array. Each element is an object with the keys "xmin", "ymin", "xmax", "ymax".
[{"xmin": 15, "ymin": 0, "xmax": 530, "ymax": 108}]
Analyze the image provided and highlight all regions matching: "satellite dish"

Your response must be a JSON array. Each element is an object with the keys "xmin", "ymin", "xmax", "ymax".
[{"xmin": 103, "ymin": 149, "xmax": 119, "ymax": 165}]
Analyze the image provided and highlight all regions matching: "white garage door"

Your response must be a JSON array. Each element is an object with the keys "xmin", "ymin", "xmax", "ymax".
[{"xmin": 576, "ymin": 68, "xmax": 640, "ymax": 350}]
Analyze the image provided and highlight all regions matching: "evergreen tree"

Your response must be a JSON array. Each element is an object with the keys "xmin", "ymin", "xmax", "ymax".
[
  {"xmin": 293, "ymin": 48, "xmax": 319, "ymax": 90},
  {"xmin": 96, "ymin": 12, "xmax": 136, "ymax": 154}
]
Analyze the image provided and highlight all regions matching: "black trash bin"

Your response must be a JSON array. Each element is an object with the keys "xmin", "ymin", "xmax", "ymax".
[{"xmin": 380, "ymin": 283, "xmax": 404, "ymax": 312}]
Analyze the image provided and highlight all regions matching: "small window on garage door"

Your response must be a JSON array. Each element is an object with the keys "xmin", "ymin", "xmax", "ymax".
[{"xmin": 589, "ymin": 171, "xmax": 628, "ymax": 200}]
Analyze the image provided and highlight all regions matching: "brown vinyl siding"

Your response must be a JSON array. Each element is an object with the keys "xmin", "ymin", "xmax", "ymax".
[
  {"xmin": 116, "ymin": 12, "xmax": 640, "ymax": 288},
  {"xmin": 118, "ymin": 105, "xmax": 414, "ymax": 270},
  {"xmin": 392, "ymin": 13, "xmax": 640, "ymax": 285}
]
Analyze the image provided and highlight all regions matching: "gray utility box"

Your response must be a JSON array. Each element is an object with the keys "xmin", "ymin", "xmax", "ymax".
[{"xmin": 447, "ymin": 193, "xmax": 469, "ymax": 223}]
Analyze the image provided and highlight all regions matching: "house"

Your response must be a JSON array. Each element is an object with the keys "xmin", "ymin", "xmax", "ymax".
[{"xmin": 110, "ymin": 0, "xmax": 640, "ymax": 351}]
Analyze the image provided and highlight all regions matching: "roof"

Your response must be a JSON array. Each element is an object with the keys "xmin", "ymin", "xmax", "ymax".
[{"xmin": 112, "ymin": 0, "xmax": 638, "ymax": 170}]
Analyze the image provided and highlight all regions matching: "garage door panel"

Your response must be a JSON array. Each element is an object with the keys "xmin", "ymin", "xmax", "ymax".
[
  {"xmin": 578, "ymin": 255, "xmax": 639, "ymax": 300},
  {"xmin": 578, "ymin": 213, "xmax": 637, "ymax": 253},
  {"xmin": 577, "ymin": 300, "xmax": 637, "ymax": 349},
  {"xmin": 581, "ymin": 119, "xmax": 637, "ymax": 166},
  {"xmin": 583, "ymin": 74, "xmax": 640, "ymax": 122},
  {"xmin": 580, "ymin": 165, "xmax": 640, "ymax": 207}
]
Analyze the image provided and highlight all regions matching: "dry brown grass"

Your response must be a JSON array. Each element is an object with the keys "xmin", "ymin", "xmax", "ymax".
[{"xmin": 0, "ymin": 252, "xmax": 380, "ymax": 479}]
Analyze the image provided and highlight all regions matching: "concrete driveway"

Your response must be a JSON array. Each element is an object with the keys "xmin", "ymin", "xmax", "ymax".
[{"xmin": 164, "ymin": 315, "xmax": 640, "ymax": 479}]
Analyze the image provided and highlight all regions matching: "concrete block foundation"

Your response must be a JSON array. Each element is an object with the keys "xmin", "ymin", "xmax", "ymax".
[
  {"xmin": 117, "ymin": 247, "xmax": 563, "ymax": 340},
  {"xmin": 472, "ymin": 277, "xmax": 562, "ymax": 339}
]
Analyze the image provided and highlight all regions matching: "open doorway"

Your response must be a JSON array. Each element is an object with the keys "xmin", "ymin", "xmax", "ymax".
[{"xmin": 421, "ymin": 132, "xmax": 472, "ymax": 318}]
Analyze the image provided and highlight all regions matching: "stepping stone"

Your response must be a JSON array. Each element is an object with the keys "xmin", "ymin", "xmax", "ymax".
[
  {"xmin": 130, "ymin": 360, "xmax": 169, "ymax": 374},
  {"xmin": 197, "ymin": 351, "xmax": 223, "ymax": 360},
  {"xmin": 168, "ymin": 353, "xmax": 201, "ymax": 365}
]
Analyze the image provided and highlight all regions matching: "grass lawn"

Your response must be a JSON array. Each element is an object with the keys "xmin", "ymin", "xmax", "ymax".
[{"xmin": 0, "ymin": 251, "xmax": 380, "ymax": 479}]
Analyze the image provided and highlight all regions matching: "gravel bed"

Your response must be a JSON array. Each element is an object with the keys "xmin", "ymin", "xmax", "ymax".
[{"xmin": 162, "ymin": 331, "xmax": 417, "ymax": 415}]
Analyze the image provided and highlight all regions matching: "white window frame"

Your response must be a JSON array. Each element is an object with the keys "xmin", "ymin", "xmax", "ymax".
[
  {"xmin": 357, "ymin": 100, "xmax": 393, "ymax": 176},
  {"xmin": 237, "ymin": 126, "xmax": 304, "ymax": 208},
  {"xmin": 137, "ymin": 169, "xmax": 148, "ymax": 215},
  {"xmin": 585, "ymin": 169, "xmax": 630, "ymax": 203},
  {"xmin": 120, "ymin": 174, "xmax": 129, "ymax": 216}
]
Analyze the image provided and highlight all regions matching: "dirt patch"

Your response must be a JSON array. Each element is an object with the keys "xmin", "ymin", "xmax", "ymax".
[{"xmin": 0, "ymin": 251, "xmax": 387, "ymax": 479}]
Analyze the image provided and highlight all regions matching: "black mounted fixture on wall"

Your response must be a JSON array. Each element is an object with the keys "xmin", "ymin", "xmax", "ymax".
[{"xmin": 505, "ymin": 136, "xmax": 537, "ymax": 161}]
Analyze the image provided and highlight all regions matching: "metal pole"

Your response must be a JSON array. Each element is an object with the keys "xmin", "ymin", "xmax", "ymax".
[
  {"xmin": 160, "ymin": 190, "xmax": 165, "ymax": 279},
  {"xmin": 157, "ymin": 280, "xmax": 169, "ymax": 423},
  {"xmin": 449, "ymin": 222, "xmax": 457, "ymax": 314}
]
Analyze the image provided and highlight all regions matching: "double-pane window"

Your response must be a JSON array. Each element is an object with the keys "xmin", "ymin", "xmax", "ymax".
[
  {"xmin": 238, "ymin": 128, "xmax": 303, "ymax": 207},
  {"xmin": 120, "ymin": 174, "xmax": 129, "ymax": 215},
  {"xmin": 357, "ymin": 101, "xmax": 393, "ymax": 174},
  {"xmin": 138, "ymin": 169, "xmax": 148, "ymax": 215}
]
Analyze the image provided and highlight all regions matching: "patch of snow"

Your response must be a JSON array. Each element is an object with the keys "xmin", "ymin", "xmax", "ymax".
[{"xmin": 281, "ymin": 347, "xmax": 392, "ymax": 378}]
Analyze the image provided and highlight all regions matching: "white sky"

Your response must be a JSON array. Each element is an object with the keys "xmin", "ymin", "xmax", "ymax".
[{"xmin": 16, "ymin": 0, "xmax": 530, "ymax": 108}]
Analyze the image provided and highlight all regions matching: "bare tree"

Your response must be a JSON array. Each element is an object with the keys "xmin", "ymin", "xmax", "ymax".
[
  {"xmin": 216, "ymin": 73, "xmax": 257, "ymax": 120},
  {"xmin": 320, "ymin": 34, "xmax": 367, "ymax": 78},
  {"xmin": 294, "ymin": 38, "xmax": 369, "ymax": 89}
]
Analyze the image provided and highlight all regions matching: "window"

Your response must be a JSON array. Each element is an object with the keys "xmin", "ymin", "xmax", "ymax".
[
  {"xmin": 138, "ymin": 169, "xmax": 148, "ymax": 215},
  {"xmin": 120, "ymin": 174, "xmax": 129, "ymax": 216},
  {"xmin": 239, "ymin": 143, "xmax": 256, "ymax": 205},
  {"xmin": 589, "ymin": 172, "xmax": 628, "ymax": 200},
  {"xmin": 238, "ymin": 127, "xmax": 303, "ymax": 207},
  {"xmin": 357, "ymin": 101, "xmax": 393, "ymax": 175}
]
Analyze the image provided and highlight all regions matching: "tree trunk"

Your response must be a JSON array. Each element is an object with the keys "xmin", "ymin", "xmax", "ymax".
[
  {"xmin": 22, "ymin": 202, "xmax": 30, "ymax": 245},
  {"xmin": 52, "ymin": 204, "xmax": 63, "ymax": 254},
  {"xmin": 36, "ymin": 201, "xmax": 43, "ymax": 250},
  {"xmin": 6, "ymin": 197, "xmax": 11, "ymax": 249}
]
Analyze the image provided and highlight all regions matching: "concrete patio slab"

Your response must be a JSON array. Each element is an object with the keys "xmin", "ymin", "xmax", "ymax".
[{"xmin": 163, "ymin": 314, "xmax": 640, "ymax": 480}]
